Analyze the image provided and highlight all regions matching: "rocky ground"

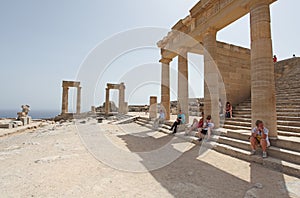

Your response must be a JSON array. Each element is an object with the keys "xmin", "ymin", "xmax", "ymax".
[{"xmin": 0, "ymin": 118, "xmax": 299, "ymax": 198}]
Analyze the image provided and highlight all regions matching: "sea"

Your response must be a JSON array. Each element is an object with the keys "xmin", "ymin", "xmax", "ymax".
[{"xmin": 0, "ymin": 110, "xmax": 60, "ymax": 119}]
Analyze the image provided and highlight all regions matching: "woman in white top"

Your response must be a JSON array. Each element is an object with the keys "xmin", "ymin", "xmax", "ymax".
[{"xmin": 250, "ymin": 120, "xmax": 270, "ymax": 158}]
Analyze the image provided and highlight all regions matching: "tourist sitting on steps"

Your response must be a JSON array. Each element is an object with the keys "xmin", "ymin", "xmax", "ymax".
[
  {"xmin": 197, "ymin": 115, "xmax": 214, "ymax": 141},
  {"xmin": 185, "ymin": 112, "xmax": 204, "ymax": 136},
  {"xmin": 153, "ymin": 109, "xmax": 165, "ymax": 129},
  {"xmin": 169, "ymin": 110, "xmax": 185, "ymax": 134},
  {"xmin": 250, "ymin": 120, "xmax": 270, "ymax": 158},
  {"xmin": 225, "ymin": 102, "xmax": 233, "ymax": 118}
]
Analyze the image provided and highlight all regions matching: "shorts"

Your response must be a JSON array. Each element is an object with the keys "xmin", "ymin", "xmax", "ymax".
[{"xmin": 201, "ymin": 129, "xmax": 208, "ymax": 135}]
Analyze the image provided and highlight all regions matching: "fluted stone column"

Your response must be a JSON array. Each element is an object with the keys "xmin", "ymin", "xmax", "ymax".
[
  {"xmin": 76, "ymin": 87, "xmax": 81, "ymax": 114},
  {"xmin": 119, "ymin": 83, "xmax": 125, "ymax": 114},
  {"xmin": 160, "ymin": 57, "xmax": 172, "ymax": 120},
  {"xmin": 250, "ymin": 1, "xmax": 277, "ymax": 138},
  {"xmin": 61, "ymin": 86, "xmax": 69, "ymax": 114},
  {"xmin": 178, "ymin": 49, "xmax": 189, "ymax": 122},
  {"xmin": 203, "ymin": 28, "xmax": 220, "ymax": 128},
  {"xmin": 105, "ymin": 88, "xmax": 110, "ymax": 115}
]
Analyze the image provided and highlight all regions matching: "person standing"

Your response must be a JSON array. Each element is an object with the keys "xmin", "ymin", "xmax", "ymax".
[
  {"xmin": 225, "ymin": 102, "xmax": 232, "ymax": 118},
  {"xmin": 273, "ymin": 55, "xmax": 277, "ymax": 63}
]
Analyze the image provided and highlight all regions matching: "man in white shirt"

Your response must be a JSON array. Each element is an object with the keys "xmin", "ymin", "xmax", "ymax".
[{"xmin": 250, "ymin": 120, "xmax": 270, "ymax": 158}]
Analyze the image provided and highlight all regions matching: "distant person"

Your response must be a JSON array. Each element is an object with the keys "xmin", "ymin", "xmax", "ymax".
[
  {"xmin": 225, "ymin": 102, "xmax": 232, "ymax": 118},
  {"xmin": 169, "ymin": 110, "xmax": 185, "ymax": 134},
  {"xmin": 219, "ymin": 99, "xmax": 224, "ymax": 117},
  {"xmin": 293, "ymin": 54, "xmax": 296, "ymax": 58},
  {"xmin": 249, "ymin": 120, "xmax": 270, "ymax": 158},
  {"xmin": 144, "ymin": 105, "xmax": 148, "ymax": 115},
  {"xmin": 273, "ymin": 55, "xmax": 277, "ymax": 63},
  {"xmin": 185, "ymin": 112, "xmax": 204, "ymax": 136},
  {"xmin": 197, "ymin": 115, "xmax": 214, "ymax": 141},
  {"xmin": 153, "ymin": 109, "xmax": 165, "ymax": 128}
]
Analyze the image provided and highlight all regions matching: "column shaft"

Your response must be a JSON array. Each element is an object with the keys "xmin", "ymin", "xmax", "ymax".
[
  {"xmin": 203, "ymin": 28, "xmax": 220, "ymax": 127},
  {"xmin": 62, "ymin": 87, "xmax": 69, "ymax": 114},
  {"xmin": 76, "ymin": 87, "xmax": 81, "ymax": 114},
  {"xmin": 105, "ymin": 88, "xmax": 110, "ymax": 115},
  {"xmin": 160, "ymin": 58, "xmax": 171, "ymax": 120},
  {"xmin": 178, "ymin": 51, "xmax": 189, "ymax": 122},
  {"xmin": 119, "ymin": 86, "xmax": 125, "ymax": 114},
  {"xmin": 250, "ymin": 1, "xmax": 277, "ymax": 137}
]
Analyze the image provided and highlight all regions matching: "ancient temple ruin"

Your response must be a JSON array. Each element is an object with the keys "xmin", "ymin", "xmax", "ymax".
[
  {"xmin": 158, "ymin": 0, "xmax": 277, "ymax": 138},
  {"xmin": 61, "ymin": 81, "xmax": 82, "ymax": 115},
  {"xmin": 105, "ymin": 83, "xmax": 128, "ymax": 115}
]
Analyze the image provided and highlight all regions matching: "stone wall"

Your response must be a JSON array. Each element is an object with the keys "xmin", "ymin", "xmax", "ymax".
[
  {"xmin": 216, "ymin": 41, "xmax": 251, "ymax": 105},
  {"xmin": 274, "ymin": 57, "xmax": 300, "ymax": 79}
]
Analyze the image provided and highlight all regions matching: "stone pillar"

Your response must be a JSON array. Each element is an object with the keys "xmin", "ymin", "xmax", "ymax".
[
  {"xmin": 250, "ymin": 1, "xmax": 277, "ymax": 138},
  {"xmin": 76, "ymin": 87, "xmax": 81, "ymax": 114},
  {"xmin": 203, "ymin": 28, "xmax": 220, "ymax": 128},
  {"xmin": 160, "ymin": 57, "xmax": 172, "ymax": 120},
  {"xmin": 105, "ymin": 88, "xmax": 110, "ymax": 115},
  {"xmin": 91, "ymin": 106, "xmax": 96, "ymax": 113},
  {"xmin": 61, "ymin": 86, "xmax": 69, "ymax": 114},
  {"xmin": 149, "ymin": 96, "xmax": 157, "ymax": 119},
  {"xmin": 178, "ymin": 49, "xmax": 189, "ymax": 122},
  {"xmin": 119, "ymin": 83, "xmax": 125, "ymax": 114}
]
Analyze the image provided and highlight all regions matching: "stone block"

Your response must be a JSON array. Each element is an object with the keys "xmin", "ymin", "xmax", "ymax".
[{"xmin": 0, "ymin": 123, "xmax": 12, "ymax": 129}]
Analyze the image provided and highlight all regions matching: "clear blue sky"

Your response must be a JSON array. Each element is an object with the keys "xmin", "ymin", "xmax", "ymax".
[{"xmin": 0, "ymin": 0, "xmax": 299, "ymax": 113}]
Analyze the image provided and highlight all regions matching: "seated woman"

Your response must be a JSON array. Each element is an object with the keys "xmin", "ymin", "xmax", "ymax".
[
  {"xmin": 197, "ymin": 115, "xmax": 214, "ymax": 141},
  {"xmin": 185, "ymin": 112, "xmax": 204, "ymax": 136},
  {"xmin": 170, "ymin": 110, "xmax": 185, "ymax": 134},
  {"xmin": 225, "ymin": 102, "xmax": 233, "ymax": 118},
  {"xmin": 249, "ymin": 120, "xmax": 270, "ymax": 158}
]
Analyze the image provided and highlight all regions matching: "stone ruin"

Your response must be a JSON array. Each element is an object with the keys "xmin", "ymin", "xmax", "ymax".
[{"xmin": 17, "ymin": 105, "xmax": 31, "ymax": 125}]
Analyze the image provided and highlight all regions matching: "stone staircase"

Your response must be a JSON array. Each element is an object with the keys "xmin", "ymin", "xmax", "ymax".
[
  {"xmin": 218, "ymin": 59, "xmax": 300, "ymax": 177},
  {"xmin": 133, "ymin": 117, "xmax": 300, "ymax": 177},
  {"xmin": 223, "ymin": 58, "xmax": 300, "ymax": 137},
  {"xmin": 131, "ymin": 59, "xmax": 300, "ymax": 177}
]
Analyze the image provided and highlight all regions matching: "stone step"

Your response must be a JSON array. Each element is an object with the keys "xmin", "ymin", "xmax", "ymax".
[
  {"xmin": 224, "ymin": 123, "xmax": 300, "ymax": 133},
  {"xmin": 134, "ymin": 118, "xmax": 219, "ymax": 145},
  {"xmin": 277, "ymin": 131, "xmax": 300, "ymax": 137},
  {"xmin": 229, "ymin": 117, "xmax": 300, "ymax": 125},
  {"xmin": 213, "ymin": 143, "xmax": 300, "ymax": 178},
  {"xmin": 234, "ymin": 106, "xmax": 300, "ymax": 110},
  {"xmin": 225, "ymin": 119, "xmax": 300, "ymax": 129},
  {"xmin": 224, "ymin": 129, "xmax": 300, "ymax": 152},
  {"xmin": 233, "ymin": 111, "xmax": 300, "ymax": 117},
  {"xmin": 233, "ymin": 108, "xmax": 300, "ymax": 113},
  {"xmin": 218, "ymin": 136, "xmax": 300, "ymax": 165}
]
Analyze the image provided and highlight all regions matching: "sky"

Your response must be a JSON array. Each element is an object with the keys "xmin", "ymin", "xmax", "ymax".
[{"xmin": 0, "ymin": 0, "xmax": 299, "ymax": 113}]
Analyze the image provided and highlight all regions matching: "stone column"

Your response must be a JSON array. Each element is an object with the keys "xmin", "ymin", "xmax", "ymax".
[
  {"xmin": 149, "ymin": 96, "xmax": 157, "ymax": 119},
  {"xmin": 160, "ymin": 57, "xmax": 172, "ymax": 120},
  {"xmin": 118, "ymin": 83, "xmax": 125, "ymax": 114},
  {"xmin": 178, "ymin": 49, "xmax": 189, "ymax": 122},
  {"xmin": 61, "ymin": 86, "xmax": 69, "ymax": 114},
  {"xmin": 203, "ymin": 28, "xmax": 220, "ymax": 128},
  {"xmin": 76, "ymin": 87, "xmax": 81, "ymax": 114},
  {"xmin": 105, "ymin": 88, "xmax": 110, "ymax": 115},
  {"xmin": 250, "ymin": 1, "xmax": 277, "ymax": 138}
]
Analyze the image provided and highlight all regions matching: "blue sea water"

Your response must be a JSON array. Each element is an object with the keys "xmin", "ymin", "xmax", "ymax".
[{"xmin": 0, "ymin": 110, "xmax": 60, "ymax": 119}]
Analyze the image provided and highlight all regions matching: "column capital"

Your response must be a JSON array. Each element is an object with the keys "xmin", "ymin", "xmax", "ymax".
[
  {"xmin": 204, "ymin": 27, "xmax": 217, "ymax": 37},
  {"xmin": 159, "ymin": 57, "xmax": 172, "ymax": 64},
  {"xmin": 178, "ymin": 47, "xmax": 190, "ymax": 54},
  {"xmin": 249, "ymin": 0, "xmax": 271, "ymax": 9}
]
